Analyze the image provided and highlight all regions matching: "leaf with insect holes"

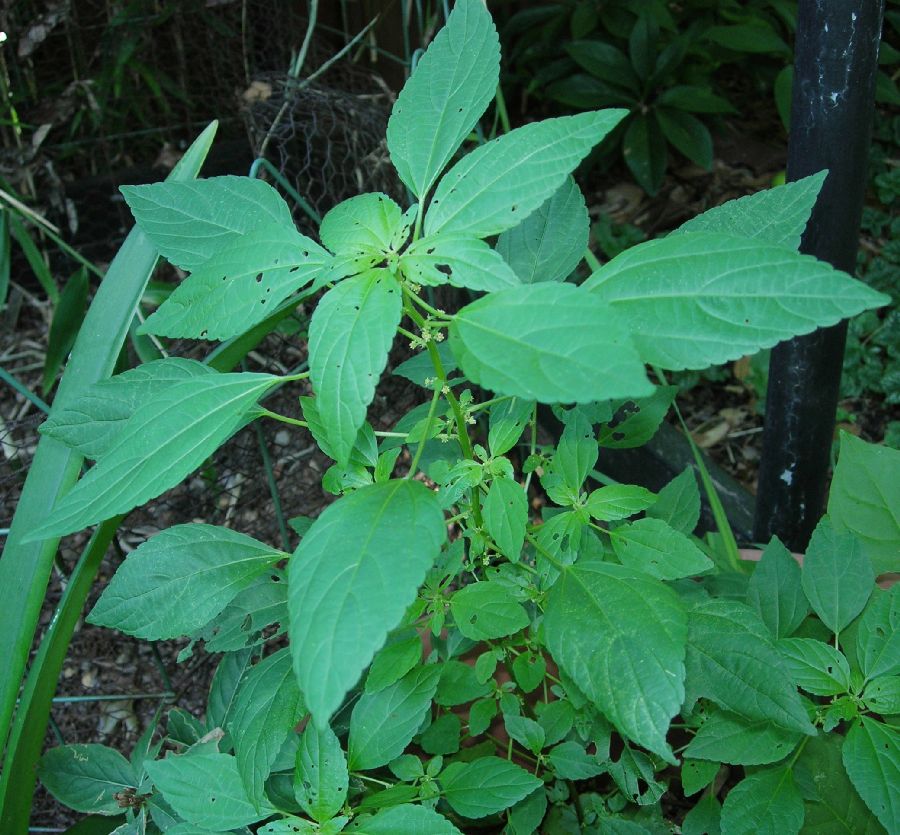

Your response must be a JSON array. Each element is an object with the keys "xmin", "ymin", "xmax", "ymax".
[
  {"xmin": 684, "ymin": 708, "xmax": 802, "ymax": 765},
  {"xmin": 842, "ymin": 718, "xmax": 900, "ymax": 833},
  {"xmin": 597, "ymin": 386, "xmax": 678, "ymax": 449},
  {"xmin": 483, "ymin": 477, "xmax": 528, "ymax": 561},
  {"xmin": 88, "ymin": 524, "xmax": 284, "ymax": 639},
  {"xmin": 29, "ymin": 371, "xmax": 279, "ymax": 540},
  {"xmin": 777, "ymin": 637, "xmax": 852, "ymax": 696},
  {"xmin": 426, "ymin": 110, "xmax": 627, "ymax": 238},
  {"xmin": 140, "ymin": 223, "xmax": 329, "ymax": 340},
  {"xmin": 495, "ymin": 176, "xmax": 589, "ymax": 284},
  {"xmin": 38, "ymin": 744, "xmax": 139, "ymax": 815},
  {"xmin": 720, "ymin": 767, "xmax": 805, "ymax": 835},
  {"xmin": 857, "ymin": 586, "xmax": 900, "ymax": 682},
  {"xmin": 319, "ymin": 193, "xmax": 403, "ymax": 256},
  {"xmin": 288, "ymin": 480, "xmax": 445, "ymax": 725},
  {"xmin": 121, "ymin": 175, "xmax": 295, "ymax": 271},
  {"xmin": 295, "ymin": 723, "xmax": 349, "ymax": 823},
  {"xmin": 585, "ymin": 485, "xmax": 656, "ymax": 522},
  {"xmin": 401, "ymin": 234, "xmax": 521, "ymax": 292},
  {"xmin": 611, "ymin": 518, "xmax": 713, "ymax": 580},
  {"xmin": 449, "ymin": 283, "xmax": 652, "ymax": 404},
  {"xmin": 439, "ymin": 757, "xmax": 542, "ymax": 819},
  {"xmin": 451, "ymin": 581, "xmax": 529, "ymax": 641},
  {"xmin": 387, "ymin": 0, "xmax": 499, "ymax": 199},
  {"xmin": 583, "ymin": 231, "xmax": 889, "ymax": 370},
  {"xmin": 308, "ymin": 269, "xmax": 402, "ymax": 467}
]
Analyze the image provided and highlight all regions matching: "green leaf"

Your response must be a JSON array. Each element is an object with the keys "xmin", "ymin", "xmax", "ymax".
[
  {"xmin": 583, "ymin": 232, "xmax": 890, "ymax": 371},
  {"xmin": 801, "ymin": 517, "xmax": 874, "ymax": 635},
  {"xmin": 544, "ymin": 560, "xmax": 687, "ymax": 762},
  {"xmin": 596, "ymin": 385, "xmax": 678, "ymax": 449},
  {"xmin": 228, "ymin": 648, "xmax": 304, "ymax": 806},
  {"xmin": 40, "ymin": 358, "xmax": 215, "ymax": 460},
  {"xmin": 439, "ymin": 757, "xmax": 542, "ymax": 819},
  {"xmin": 720, "ymin": 767, "xmax": 804, "ymax": 835},
  {"xmin": 504, "ymin": 714, "xmax": 545, "ymax": 755},
  {"xmin": 30, "ymin": 371, "xmax": 278, "ymax": 540},
  {"xmin": 88, "ymin": 524, "xmax": 282, "ymax": 639},
  {"xmin": 508, "ymin": 788, "xmax": 548, "ymax": 835},
  {"xmin": 483, "ymin": 477, "xmax": 528, "ymax": 561},
  {"xmin": 857, "ymin": 586, "xmax": 900, "ymax": 681},
  {"xmin": 646, "ymin": 467, "xmax": 700, "ymax": 534},
  {"xmin": 38, "ymin": 744, "xmax": 138, "ymax": 815},
  {"xmin": 425, "ymin": 110, "xmax": 627, "ymax": 237},
  {"xmin": 207, "ymin": 648, "xmax": 253, "ymax": 731},
  {"xmin": 585, "ymin": 485, "xmax": 656, "ymax": 522},
  {"xmin": 141, "ymin": 223, "xmax": 329, "ymax": 340},
  {"xmin": 421, "ymin": 713, "xmax": 461, "ymax": 755},
  {"xmin": 681, "ymin": 758, "xmax": 720, "ymax": 797},
  {"xmin": 449, "ymin": 283, "xmax": 652, "ymax": 403},
  {"xmin": 863, "ymin": 676, "xmax": 900, "ymax": 715},
  {"xmin": 468, "ymin": 698, "xmax": 498, "ymax": 736},
  {"xmin": 387, "ymin": 0, "xmax": 499, "ymax": 198},
  {"xmin": 684, "ymin": 709, "xmax": 801, "ymax": 765},
  {"xmin": 288, "ymin": 480, "xmax": 445, "ymax": 725},
  {"xmin": 512, "ymin": 653, "xmax": 546, "ymax": 694},
  {"xmin": 548, "ymin": 74, "xmax": 635, "ymax": 109},
  {"xmin": 704, "ymin": 22, "xmax": 791, "ymax": 54},
  {"xmin": 682, "ymin": 792, "xmax": 722, "ymax": 835},
  {"xmin": 144, "ymin": 753, "xmax": 275, "ymax": 829},
  {"xmin": 777, "ymin": 638, "xmax": 851, "ymax": 696},
  {"xmin": 319, "ymin": 193, "xmax": 402, "ymax": 255},
  {"xmin": 543, "ymin": 408, "xmax": 597, "ymax": 502},
  {"xmin": 547, "ymin": 741, "xmax": 605, "ymax": 779},
  {"xmin": 611, "ymin": 518, "xmax": 713, "ymax": 580},
  {"xmin": 657, "ymin": 85, "xmax": 736, "ymax": 113},
  {"xmin": 200, "ymin": 573, "xmax": 287, "ymax": 653},
  {"xmin": 747, "ymin": 537, "xmax": 809, "ymax": 639},
  {"xmin": 842, "ymin": 717, "xmax": 900, "ymax": 832},
  {"xmin": 393, "ymin": 343, "xmax": 458, "ymax": 387},
  {"xmin": 350, "ymin": 804, "xmax": 463, "ymax": 834},
  {"xmin": 43, "ymin": 268, "xmax": 89, "ymax": 393},
  {"xmin": 495, "ymin": 176, "xmax": 590, "ymax": 284},
  {"xmin": 657, "ymin": 108, "xmax": 712, "ymax": 169},
  {"xmin": 828, "ymin": 432, "xmax": 900, "ymax": 576},
  {"xmin": 348, "ymin": 664, "xmax": 442, "ymax": 770},
  {"xmin": 121, "ymin": 175, "xmax": 294, "ymax": 271},
  {"xmin": 434, "ymin": 661, "xmax": 492, "ymax": 707},
  {"xmin": 674, "ymin": 172, "xmax": 828, "ymax": 251},
  {"xmin": 684, "ymin": 599, "xmax": 816, "ymax": 735},
  {"xmin": 365, "ymin": 632, "xmax": 424, "ymax": 694},
  {"xmin": 623, "ymin": 112, "xmax": 667, "ymax": 195},
  {"xmin": 565, "ymin": 41, "xmax": 640, "ymax": 92},
  {"xmin": 401, "ymin": 234, "xmax": 521, "ymax": 292},
  {"xmin": 450, "ymin": 581, "xmax": 529, "ymax": 640},
  {"xmin": 308, "ymin": 269, "xmax": 402, "ymax": 466},
  {"xmin": 488, "ymin": 397, "xmax": 534, "ymax": 457},
  {"xmin": 536, "ymin": 700, "xmax": 575, "ymax": 747},
  {"xmin": 294, "ymin": 723, "xmax": 348, "ymax": 823}
]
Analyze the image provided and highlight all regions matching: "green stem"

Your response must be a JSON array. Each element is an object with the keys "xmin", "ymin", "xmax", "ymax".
[
  {"xmin": 468, "ymin": 394, "xmax": 511, "ymax": 414},
  {"xmin": 259, "ymin": 409, "xmax": 308, "ymax": 429},
  {"xmin": 583, "ymin": 246, "xmax": 602, "ymax": 273},
  {"xmin": 408, "ymin": 382, "xmax": 443, "ymax": 476}
]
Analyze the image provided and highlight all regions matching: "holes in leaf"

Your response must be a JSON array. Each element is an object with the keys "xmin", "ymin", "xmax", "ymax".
[
  {"xmin": 255, "ymin": 273, "xmax": 263, "ymax": 283},
  {"xmin": 200, "ymin": 329, "xmax": 208, "ymax": 338},
  {"xmin": 426, "ymin": 247, "xmax": 435, "ymax": 255},
  {"xmin": 436, "ymin": 263, "xmax": 452, "ymax": 277},
  {"xmin": 221, "ymin": 275, "xmax": 227, "ymax": 282},
  {"xmin": 289, "ymin": 266, "xmax": 300, "ymax": 273},
  {"xmin": 303, "ymin": 250, "xmax": 309, "ymax": 257}
]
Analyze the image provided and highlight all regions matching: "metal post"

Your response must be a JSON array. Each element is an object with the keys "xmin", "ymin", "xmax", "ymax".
[{"xmin": 754, "ymin": 0, "xmax": 885, "ymax": 551}]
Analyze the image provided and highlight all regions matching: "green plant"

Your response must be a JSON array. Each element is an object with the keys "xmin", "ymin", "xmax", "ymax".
[{"xmin": 17, "ymin": 1, "xmax": 898, "ymax": 832}]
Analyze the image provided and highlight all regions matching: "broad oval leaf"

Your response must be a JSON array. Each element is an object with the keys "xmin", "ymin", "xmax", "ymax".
[
  {"xmin": 319, "ymin": 193, "xmax": 402, "ymax": 256},
  {"xmin": 856, "ymin": 586, "xmax": 900, "ymax": 682},
  {"xmin": 29, "ymin": 371, "xmax": 278, "ymax": 540},
  {"xmin": 121, "ymin": 175, "xmax": 294, "ymax": 271},
  {"xmin": 88, "ymin": 524, "xmax": 283, "ymax": 639},
  {"xmin": 746, "ymin": 536, "xmax": 809, "ymax": 639},
  {"xmin": 842, "ymin": 717, "xmax": 900, "ymax": 832},
  {"xmin": 401, "ymin": 233, "xmax": 521, "ymax": 292},
  {"xmin": 597, "ymin": 385, "xmax": 678, "ymax": 449},
  {"xmin": 308, "ymin": 269, "xmax": 402, "ymax": 466},
  {"xmin": 141, "ymin": 224, "xmax": 329, "ymax": 340},
  {"xmin": 684, "ymin": 709, "xmax": 801, "ymax": 766},
  {"xmin": 38, "ymin": 744, "xmax": 138, "ymax": 815},
  {"xmin": 720, "ymin": 767, "xmax": 805, "ymax": 835},
  {"xmin": 495, "ymin": 176, "xmax": 589, "ymax": 284},
  {"xmin": 585, "ymin": 485, "xmax": 656, "ymax": 522},
  {"xmin": 449, "ymin": 283, "xmax": 652, "ymax": 404},
  {"xmin": 647, "ymin": 467, "xmax": 701, "ymax": 535},
  {"xmin": 450, "ymin": 581, "xmax": 529, "ymax": 640},
  {"xmin": 351, "ymin": 804, "xmax": 463, "ymax": 834},
  {"xmin": 611, "ymin": 518, "xmax": 713, "ymax": 580},
  {"xmin": 425, "ymin": 110, "xmax": 627, "ymax": 237},
  {"xmin": 583, "ymin": 232, "xmax": 890, "ymax": 370},
  {"xmin": 544, "ymin": 560, "xmax": 687, "ymax": 762},
  {"xmin": 488, "ymin": 397, "xmax": 534, "ymax": 456},
  {"xmin": 347, "ymin": 664, "xmax": 441, "ymax": 770},
  {"xmin": 288, "ymin": 480, "xmax": 445, "ymax": 725},
  {"xmin": 483, "ymin": 477, "xmax": 528, "ymax": 561},
  {"xmin": 439, "ymin": 757, "xmax": 542, "ymax": 819},
  {"xmin": 295, "ymin": 723, "xmax": 349, "ymax": 823},
  {"xmin": 777, "ymin": 637, "xmax": 852, "ymax": 696},
  {"xmin": 387, "ymin": 0, "xmax": 499, "ymax": 198}
]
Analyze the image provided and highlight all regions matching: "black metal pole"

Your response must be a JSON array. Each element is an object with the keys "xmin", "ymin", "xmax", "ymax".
[{"xmin": 753, "ymin": 0, "xmax": 885, "ymax": 551}]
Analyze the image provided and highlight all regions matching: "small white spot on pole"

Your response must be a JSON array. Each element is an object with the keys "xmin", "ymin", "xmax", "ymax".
[{"xmin": 780, "ymin": 469, "xmax": 794, "ymax": 485}]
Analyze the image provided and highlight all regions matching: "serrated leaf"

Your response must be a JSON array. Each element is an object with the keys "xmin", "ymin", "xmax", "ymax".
[
  {"xmin": 350, "ymin": 804, "xmax": 463, "ymax": 834},
  {"xmin": 747, "ymin": 536, "xmax": 808, "ymax": 639},
  {"xmin": 681, "ymin": 758, "xmax": 720, "ymax": 797},
  {"xmin": 449, "ymin": 283, "xmax": 652, "ymax": 403},
  {"xmin": 200, "ymin": 573, "xmax": 288, "ymax": 653},
  {"xmin": 585, "ymin": 485, "xmax": 656, "ymax": 522},
  {"xmin": 319, "ymin": 193, "xmax": 402, "ymax": 255},
  {"xmin": 30, "ymin": 371, "xmax": 278, "ymax": 540},
  {"xmin": 144, "ymin": 753, "xmax": 275, "ymax": 829},
  {"xmin": 387, "ymin": 0, "xmax": 499, "ymax": 198},
  {"xmin": 365, "ymin": 632, "xmax": 424, "ymax": 694},
  {"xmin": 828, "ymin": 432, "xmax": 900, "ymax": 575},
  {"xmin": 612, "ymin": 518, "xmax": 713, "ymax": 580},
  {"xmin": 450, "ymin": 581, "xmax": 529, "ymax": 640},
  {"xmin": 483, "ymin": 477, "xmax": 528, "ymax": 561},
  {"xmin": 207, "ymin": 648, "xmax": 253, "ymax": 731},
  {"xmin": 435, "ymin": 660, "xmax": 491, "ymax": 706},
  {"xmin": 682, "ymin": 792, "xmax": 722, "ymax": 835},
  {"xmin": 401, "ymin": 233, "xmax": 521, "ymax": 292},
  {"xmin": 425, "ymin": 110, "xmax": 627, "ymax": 237},
  {"xmin": 88, "ymin": 524, "xmax": 282, "ymax": 639},
  {"xmin": 141, "ymin": 224, "xmax": 328, "ymax": 340},
  {"xmin": 547, "ymin": 741, "xmax": 605, "ymax": 779},
  {"xmin": 536, "ymin": 700, "xmax": 574, "ymax": 747},
  {"xmin": 583, "ymin": 232, "xmax": 890, "ymax": 371},
  {"xmin": 842, "ymin": 717, "xmax": 900, "ymax": 832},
  {"xmin": 685, "ymin": 599, "xmax": 815, "ymax": 735},
  {"xmin": 294, "ymin": 723, "xmax": 348, "ymax": 823},
  {"xmin": 596, "ymin": 385, "xmax": 678, "ymax": 449},
  {"xmin": 720, "ymin": 767, "xmax": 804, "ymax": 835},
  {"xmin": 421, "ymin": 713, "xmax": 461, "ymax": 755},
  {"xmin": 801, "ymin": 517, "xmax": 874, "ymax": 635},
  {"xmin": 495, "ymin": 176, "xmax": 589, "ymax": 284},
  {"xmin": 121, "ymin": 175, "xmax": 294, "ymax": 270},
  {"xmin": 308, "ymin": 269, "xmax": 402, "ymax": 465},
  {"xmin": 684, "ymin": 709, "xmax": 801, "ymax": 765},
  {"xmin": 38, "ymin": 744, "xmax": 138, "ymax": 815},
  {"xmin": 544, "ymin": 560, "xmax": 687, "ymax": 762},
  {"xmin": 512, "ymin": 652, "xmax": 546, "ymax": 694},
  {"xmin": 508, "ymin": 788, "xmax": 547, "ymax": 835},
  {"xmin": 674, "ymin": 172, "xmax": 827, "ymax": 250},
  {"xmin": 504, "ymin": 714, "xmax": 545, "ymax": 755},
  {"xmin": 777, "ymin": 638, "xmax": 851, "ymax": 696},
  {"xmin": 863, "ymin": 676, "xmax": 900, "ymax": 714},
  {"xmin": 439, "ymin": 757, "xmax": 542, "ymax": 819},
  {"xmin": 857, "ymin": 586, "xmax": 900, "ymax": 682},
  {"xmin": 488, "ymin": 397, "xmax": 534, "ymax": 456},
  {"xmin": 646, "ymin": 467, "xmax": 700, "ymax": 534},
  {"xmin": 348, "ymin": 665, "xmax": 442, "ymax": 770},
  {"xmin": 228, "ymin": 648, "xmax": 304, "ymax": 806},
  {"xmin": 40, "ymin": 358, "xmax": 215, "ymax": 460},
  {"xmin": 544, "ymin": 409, "xmax": 597, "ymax": 502},
  {"xmin": 288, "ymin": 480, "xmax": 445, "ymax": 725}
]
